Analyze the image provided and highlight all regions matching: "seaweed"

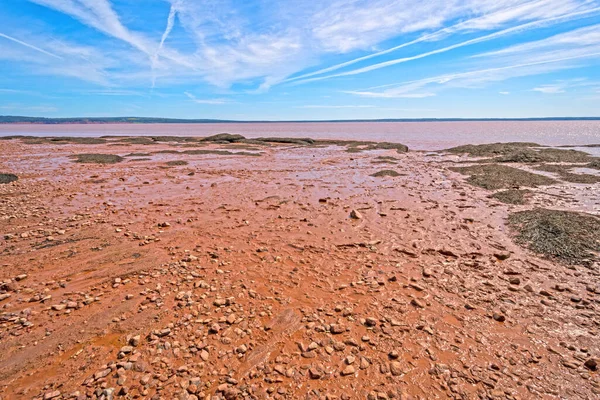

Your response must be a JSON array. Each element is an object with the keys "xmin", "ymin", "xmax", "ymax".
[
  {"xmin": 489, "ymin": 189, "xmax": 531, "ymax": 205},
  {"xmin": 166, "ymin": 160, "xmax": 189, "ymax": 166},
  {"xmin": 508, "ymin": 209, "xmax": 600, "ymax": 265},
  {"xmin": 535, "ymin": 164, "xmax": 600, "ymax": 184},
  {"xmin": 450, "ymin": 164, "xmax": 556, "ymax": 190},
  {"xmin": 72, "ymin": 154, "xmax": 124, "ymax": 164},
  {"xmin": 0, "ymin": 173, "xmax": 18, "ymax": 184},
  {"xmin": 370, "ymin": 170, "xmax": 402, "ymax": 177}
]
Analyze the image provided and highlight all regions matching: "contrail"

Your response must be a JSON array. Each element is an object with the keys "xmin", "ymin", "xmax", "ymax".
[
  {"xmin": 288, "ymin": 6, "xmax": 600, "ymax": 85},
  {"xmin": 152, "ymin": 4, "xmax": 178, "ymax": 88},
  {"xmin": 349, "ymin": 51, "xmax": 600, "ymax": 97},
  {"xmin": 0, "ymin": 32, "xmax": 63, "ymax": 59}
]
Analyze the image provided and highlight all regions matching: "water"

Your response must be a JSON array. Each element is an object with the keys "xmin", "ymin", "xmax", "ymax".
[{"xmin": 1, "ymin": 121, "xmax": 599, "ymax": 151}]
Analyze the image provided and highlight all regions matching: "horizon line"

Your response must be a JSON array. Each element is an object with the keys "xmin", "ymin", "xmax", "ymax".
[{"xmin": 2, "ymin": 115, "xmax": 600, "ymax": 124}]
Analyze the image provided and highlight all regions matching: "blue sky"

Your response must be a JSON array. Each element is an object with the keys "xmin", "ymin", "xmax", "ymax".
[{"xmin": 1, "ymin": 0, "xmax": 600, "ymax": 120}]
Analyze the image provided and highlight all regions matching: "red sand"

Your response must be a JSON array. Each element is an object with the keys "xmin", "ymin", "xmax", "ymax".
[{"xmin": 0, "ymin": 138, "xmax": 599, "ymax": 400}]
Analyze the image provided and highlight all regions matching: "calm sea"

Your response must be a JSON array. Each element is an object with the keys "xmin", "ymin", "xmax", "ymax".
[{"xmin": 1, "ymin": 121, "xmax": 599, "ymax": 151}]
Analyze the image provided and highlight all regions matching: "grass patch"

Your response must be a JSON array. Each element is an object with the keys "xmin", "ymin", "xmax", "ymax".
[
  {"xmin": 508, "ymin": 208, "xmax": 600, "ymax": 265},
  {"xmin": 0, "ymin": 173, "xmax": 18, "ymax": 184},
  {"xmin": 370, "ymin": 170, "xmax": 401, "ymax": 177},
  {"xmin": 535, "ymin": 164, "xmax": 600, "ymax": 184},
  {"xmin": 489, "ymin": 189, "xmax": 531, "ymax": 205},
  {"xmin": 166, "ymin": 160, "xmax": 189, "ymax": 166},
  {"xmin": 72, "ymin": 154, "xmax": 124, "ymax": 164},
  {"xmin": 450, "ymin": 164, "xmax": 556, "ymax": 190}
]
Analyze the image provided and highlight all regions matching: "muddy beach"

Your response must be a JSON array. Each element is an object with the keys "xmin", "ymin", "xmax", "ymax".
[{"xmin": 1, "ymin": 136, "xmax": 599, "ymax": 400}]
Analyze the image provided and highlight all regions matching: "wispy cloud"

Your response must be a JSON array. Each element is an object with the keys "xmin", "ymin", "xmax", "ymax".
[
  {"xmin": 346, "ymin": 24, "xmax": 600, "ymax": 98},
  {"xmin": 499, "ymin": 91, "xmax": 510, "ymax": 95},
  {"xmin": 295, "ymin": 105, "xmax": 375, "ymax": 109},
  {"xmin": 290, "ymin": 8, "xmax": 600, "ymax": 85},
  {"xmin": 286, "ymin": 2, "xmax": 600, "ymax": 83},
  {"xmin": 348, "ymin": 51, "xmax": 600, "ymax": 98},
  {"xmin": 532, "ymin": 78, "xmax": 595, "ymax": 94},
  {"xmin": 0, "ymin": 104, "xmax": 58, "ymax": 113},
  {"xmin": 184, "ymin": 91, "xmax": 228, "ymax": 105},
  {"xmin": 0, "ymin": 32, "xmax": 62, "ymax": 59}
]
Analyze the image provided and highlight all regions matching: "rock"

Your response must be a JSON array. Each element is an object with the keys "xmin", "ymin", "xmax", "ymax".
[
  {"xmin": 494, "ymin": 252, "xmax": 511, "ymax": 260},
  {"xmin": 15, "ymin": 274, "xmax": 28, "ymax": 281},
  {"xmin": 52, "ymin": 304, "xmax": 66, "ymax": 311},
  {"xmin": 350, "ymin": 210, "xmax": 362, "ymax": 220},
  {"xmin": 492, "ymin": 313, "xmax": 506, "ymax": 322},
  {"xmin": 95, "ymin": 368, "xmax": 112, "ymax": 380},
  {"xmin": 309, "ymin": 368, "xmax": 323, "ymax": 379},
  {"xmin": 129, "ymin": 335, "xmax": 141, "ymax": 347},
  {"xmin": 509, "ymin": 277, "xmax": 520, "ymax": 285},
  {"xmin": 209, "ymin": 323, "xmax": 221, "ymax": 334},
  {"xmin": 330, "ymin": 324, "xmax": 345, "ymax": 334},
  {"xmin": 44, "ymin": 391, "xmax": 61, "ymax": 400},
  {"xmin": 410, "ymin": 299, "xmax": 425, "ymax": 308},
  {"xmin": 388, "ymin": 350, "xmax": 400, "ymax": 360},
  {"xmin": 0, "ymin": 293, "xmax": 11, "ymax": 301},
  {"xmin": 390, "ymin": 362, "xmax": 403, "ymax": 376},
  {"xmin": 584, "ymin": 358, "xmax": 598, "ymax": 371},
  {"xmin": 341, "ymin": 365, "xmax": 355, "ymax": 376},
  {"xmin": 365, "ymin": 317, "xmax": 377, "ymax": 327},
  {"xmin": 200, "ymin": 350, "xmax": 209, "ymax": 361}
]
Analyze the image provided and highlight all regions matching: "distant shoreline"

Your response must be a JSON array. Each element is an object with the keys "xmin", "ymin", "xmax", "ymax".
[{"xmin": 1, "ymin": 116, "xmax": 600, "ymax": 124}]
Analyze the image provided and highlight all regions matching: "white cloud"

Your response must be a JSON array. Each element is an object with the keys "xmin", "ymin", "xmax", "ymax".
[
  {"xmin": 0, "ymin": 104, "xmax": 58, "ymax": 112},
  {"xmin": 184, "ymin": 92, "xmax": 228, "ymax": 105},
  {"xmin": 532, "ymin": 84, "xmax": 566, "ymax": 93},
  {"xmin": 346, "ymin": 25, "xmax": 600, "ymax": 98},
  {"xmin": 295, "ymin": 105, "xmax": 375, "ymax": 109},
  {"xmin": 286, "ymin": 1, "xmax": 600, "ymax": 83},
  {"xmin": 499, "ymin": 91, "xmax": 510, "ymax": 95},
  {"xmin": 11, "ymin": 0, "xmax": 600, "ymax": 92},
  {"xmin": 348, "ymin": 52, "xmax": 600, "ymax": 98}
]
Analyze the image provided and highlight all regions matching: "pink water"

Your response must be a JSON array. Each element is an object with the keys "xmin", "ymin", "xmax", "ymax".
[{"xmin": 1, "ymin": 121, "xmax": 599, "ymax": 150}]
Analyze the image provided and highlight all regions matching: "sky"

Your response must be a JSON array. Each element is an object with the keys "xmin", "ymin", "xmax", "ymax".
[{"xmin": 0, "ymin": 0, "xmax": 600, "ymax": 120}]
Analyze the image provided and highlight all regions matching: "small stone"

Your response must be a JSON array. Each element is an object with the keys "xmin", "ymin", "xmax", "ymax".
[
  {"xmin": 309, "ymin": 368, "xmax": 323, "ymax": 379},
  {"xmin": 365, "ymin": 317, "xmax": 377, "ymax": 327},
  {"xmin": 492, "ymin": 313, "xmax": 506, "ymax": 323},
  {"xmin": 341, "ymin": 365, "xmax": 355, "ymax": 376},
  {"xmin": 44, "ymin": 391, "xmax": 61, "ymax": 400},
  {"xmin": 410, "ymin": 299, "xmax": 425, "ymax": 308},
  {"xmin": 350, "ymin": 210, "xmax": 362, "ymax": 220},
  {"xmin": 390, "ymin": 362, "xmax": 403, "ymax": 376},
  {"xmin": 200, "ymin": 350, "xmax": 209, "ymax": 361},
  {"xmin": 584, "ymin": 358, "xmax": 598, "ymax": 371},
  {"xmin": 129, "ymin": 335, "xmax": 141, "ymax": 347},
  {"xmin": 94, "ymin": 368, "xmax": 112, "ymax": 380},
  {"xmin": 494, "ymin": 252, "xmax": 511, "ymax": 260}
]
